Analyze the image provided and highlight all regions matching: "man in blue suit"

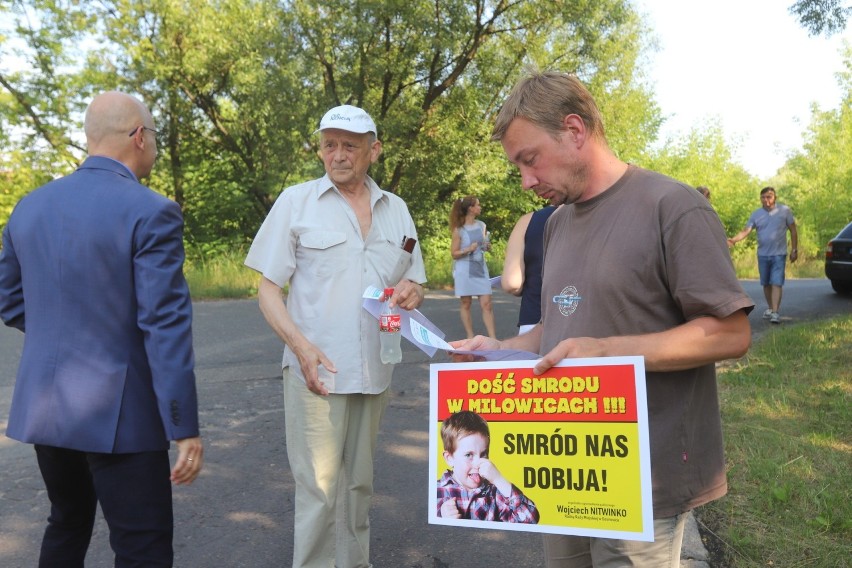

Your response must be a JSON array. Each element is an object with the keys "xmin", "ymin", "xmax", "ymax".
[{"xmin": 0, "ymin": 91, "xmax": 203, "ymax": 567}]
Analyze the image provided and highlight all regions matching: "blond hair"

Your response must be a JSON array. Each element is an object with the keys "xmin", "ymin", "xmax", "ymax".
[{"xmin": 491, "ymin": 69, "xmax": 605, "ymax": 143}]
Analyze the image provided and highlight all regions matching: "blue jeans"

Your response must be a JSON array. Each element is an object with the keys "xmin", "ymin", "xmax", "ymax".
[
  {"xmin": 757, "ymin": 255, "xmax": 786, "ymax": 287},
  {"xmin": 543, "ymin": 512, "xmax": 688, "ymax": 567}
]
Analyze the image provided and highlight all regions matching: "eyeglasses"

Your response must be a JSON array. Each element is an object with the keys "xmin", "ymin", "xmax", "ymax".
[{"xmin": 128, "ymin": 126, "xmax": 162, "ymax": 140}]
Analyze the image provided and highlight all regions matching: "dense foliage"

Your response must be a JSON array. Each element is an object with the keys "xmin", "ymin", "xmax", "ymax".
[
  {"xmin": 1, "ymin": 1, "xmax": 850, "ymax": 262},
  {"xmin": 0, "ymin": 0, "xmax": 658, "ymax": 245},
  {"xmin": 777, "ymin": 45, "xmax": 852, "ymax": 254}
]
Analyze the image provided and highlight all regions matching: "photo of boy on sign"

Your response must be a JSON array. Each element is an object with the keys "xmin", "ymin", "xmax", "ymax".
[{"xmin": 437, "ymin": 411, "xmax": 540, "ymax": 523}]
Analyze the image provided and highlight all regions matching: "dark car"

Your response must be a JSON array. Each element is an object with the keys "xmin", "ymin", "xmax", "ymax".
[{"xmin": 825, "ymin": 221, "xmax": 852, "ymax": 295}]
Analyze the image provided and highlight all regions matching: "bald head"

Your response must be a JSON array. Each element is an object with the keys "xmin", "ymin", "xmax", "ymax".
[
  {"xmin": 85, "ymin": 92, "xmax": 150, "ymax": 145},
  {"xmin": 84, "ymin": 91, "xmax": 158, "ymax": 178}
]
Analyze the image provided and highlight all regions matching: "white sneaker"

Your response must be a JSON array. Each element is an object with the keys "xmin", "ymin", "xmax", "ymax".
[
  {"xmin": 770, "ymin": 312, "xmax": 781, "ymax": 324},
  {"xmin": 762, "ymin": 308, "xmax": 773, "ymax": 319}
]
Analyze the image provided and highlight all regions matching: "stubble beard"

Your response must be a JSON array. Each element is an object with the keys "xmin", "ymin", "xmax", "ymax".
[{"xmin": 551, "ymin": 159, "xmax": 589, "ymax": 206}]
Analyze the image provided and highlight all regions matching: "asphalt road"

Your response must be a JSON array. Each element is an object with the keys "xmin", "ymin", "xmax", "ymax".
[{"xmin": 1, "ymin": 279, "xmax": 849, "ymax": 567}]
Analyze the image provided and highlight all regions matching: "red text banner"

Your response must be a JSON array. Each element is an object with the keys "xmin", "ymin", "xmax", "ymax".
[{"xmin": 428, "ymin": 357, "xmax": 653, "ymax": 541}]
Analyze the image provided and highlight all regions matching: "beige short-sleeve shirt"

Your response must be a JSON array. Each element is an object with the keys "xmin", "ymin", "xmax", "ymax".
[{"xmin": 245, "ymin": 174, "xmax": 426, "ymax": 394}]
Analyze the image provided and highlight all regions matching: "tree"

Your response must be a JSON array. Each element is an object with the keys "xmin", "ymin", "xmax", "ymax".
[
  {"xmin": 1, "ymin": 0, "xmax": 661, "ymax": 247},
  {"xmin": 778, "ymin": 45, "xmax": 852, "ymax": 255},
  {"xmin": 89, "ymin": 0, "xmax": 311, "ymax": 247},
  {"xmin": 642, "ymin": 119, "xmax": 759, "ymax": 239},
  {"xmin": 790, "ymin": 0, "xmax": 851, "ymax": 36},
  {"xmin": 0, "ymin": 0, "xmax": 97, "ymax": 232}
]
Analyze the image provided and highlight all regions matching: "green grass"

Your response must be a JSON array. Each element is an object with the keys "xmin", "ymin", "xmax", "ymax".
[
  {"xmin": 700, "ymin": 316, "xmax": 852, "ymax": 567},
  {"xmin": 179, "ymin": 237, "xmax": 502, "ymax": 297},
  {"xmin": 184, "ymin": 248, "xmax": 258, "ymax": 299},
  {"xmin": 182, "ymin": 238, "xmax": 481, "ymax": 298},
  {"xmin": 181, "ymin": 238, "xmax": 828, "ymax": 297},
  {"xmin": 731, "ymin": 254, "xmax": 826, "ymax": 280}
]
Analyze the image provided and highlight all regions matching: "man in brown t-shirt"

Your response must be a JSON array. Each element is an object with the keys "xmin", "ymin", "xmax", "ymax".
[{"xmin": 451, "ymin": 70, "xmax": 754, "ymax": 567}]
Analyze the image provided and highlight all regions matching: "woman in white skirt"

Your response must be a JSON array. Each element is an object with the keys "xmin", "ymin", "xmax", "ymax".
[{"xmin": 449, "ymin": 196, "xmax": 496, "ymax": 339}]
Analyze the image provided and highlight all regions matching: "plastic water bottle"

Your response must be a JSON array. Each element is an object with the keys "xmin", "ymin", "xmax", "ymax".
[{"xmin": 379, "ymin": 287, "xmax": 402, "ymax": 364}]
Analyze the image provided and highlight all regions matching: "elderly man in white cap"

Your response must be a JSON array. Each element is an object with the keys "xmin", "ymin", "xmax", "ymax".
[{"xmin": 245, "ymin": 104, "xmax": 426, "ymax": 568}]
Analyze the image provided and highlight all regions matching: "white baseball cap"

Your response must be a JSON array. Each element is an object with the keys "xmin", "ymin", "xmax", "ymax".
[{"xmin": 315, "ymin": 104, "xmax": 377, "ymax": 135}]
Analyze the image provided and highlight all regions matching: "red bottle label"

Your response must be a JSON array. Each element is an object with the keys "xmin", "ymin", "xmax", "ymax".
[{"xmin": 380, "ymin": 314, "xmax": 401, "ymax": 333}]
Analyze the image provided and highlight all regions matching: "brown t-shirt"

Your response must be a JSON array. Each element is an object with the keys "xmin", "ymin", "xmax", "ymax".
[{"xmin": 540, "ymin": 165, "xmax": 754, "ymax": 518}]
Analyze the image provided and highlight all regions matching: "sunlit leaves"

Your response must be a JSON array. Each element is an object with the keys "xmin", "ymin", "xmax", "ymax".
[
  {"xmin": 779, "ymin": 45, "xmax": 852, "ymax": 254},
  {"xmin": 1, "ymin": 0, "xmax": 660, "ymax": 247}
]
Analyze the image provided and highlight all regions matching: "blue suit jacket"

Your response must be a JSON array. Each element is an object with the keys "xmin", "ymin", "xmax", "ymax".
[{"xmin": 0, "ymin": 156, "xmax": 199, "ymax": 453}]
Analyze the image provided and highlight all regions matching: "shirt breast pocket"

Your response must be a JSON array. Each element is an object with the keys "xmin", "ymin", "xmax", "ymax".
[
  {"xmin": 374, "ymin": 239, "xmax": 412, "ymax": 286},
  {"xmin": 298, "ymin": 230, "xmax": 348, "ymax": 277}
]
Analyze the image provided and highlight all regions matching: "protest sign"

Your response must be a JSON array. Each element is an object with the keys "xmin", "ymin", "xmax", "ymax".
[{"xmin": 428, "ymin": 357, "xmax": 653, "ymax": 541}]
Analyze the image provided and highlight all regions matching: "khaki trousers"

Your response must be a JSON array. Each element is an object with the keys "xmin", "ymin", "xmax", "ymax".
[
  {"xmin": 543, "ymin": 512, "xmax": 687, "ymax": 567},
  {"xmin": 283, "ymin": 369, "xmax": 390, "ymax": 568}
]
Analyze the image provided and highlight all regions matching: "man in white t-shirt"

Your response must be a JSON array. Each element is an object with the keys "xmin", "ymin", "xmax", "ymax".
[
  {"xmin": 245, "ymin": 105, "xmax": 426, "ymax": 568},
  {"xmin": 728, "ymin": 186, "xmax": 798, "ymax": 324}
]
